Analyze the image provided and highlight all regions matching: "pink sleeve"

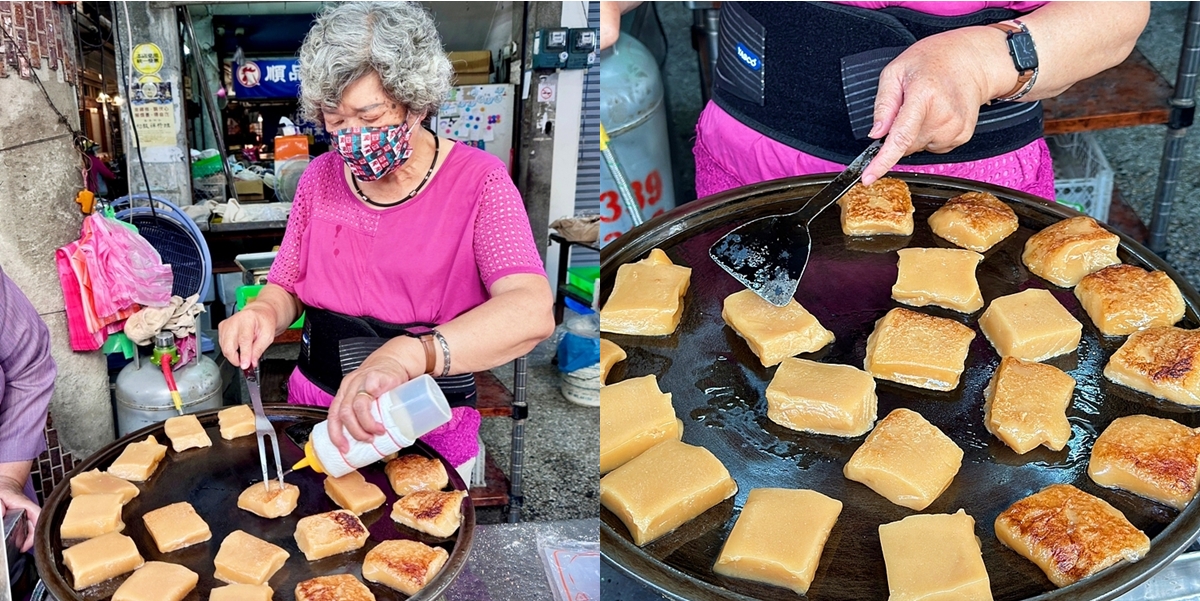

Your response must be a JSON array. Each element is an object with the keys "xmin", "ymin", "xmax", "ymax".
[
  {"xmin": 474, "ymin": 167, "xmax": 546, "ymax": 289},
  {"xmin": 267, "ymin": 165, "xmax": 316, "ymax": 294}
]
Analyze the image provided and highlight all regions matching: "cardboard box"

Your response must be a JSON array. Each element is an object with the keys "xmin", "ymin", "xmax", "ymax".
[
  {"xmin": 448, "ymin": 50, "xmax": 491, "ymax": 85},
  {"xmin": 234, "ymin": 178, "xmax": 265, "ymax": 201},
  {"xmin": 452, "ymin": 73, "xmax": 491, "ymax": 85}
]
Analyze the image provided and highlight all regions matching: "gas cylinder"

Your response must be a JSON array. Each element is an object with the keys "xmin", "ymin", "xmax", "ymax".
[
  {"xmin": 599, "ymin": 33, "xmax": 676, "ymax": 246},
  {"xmin": 114, "ymin": 334, "xmax": 222, "ymax": 435}
]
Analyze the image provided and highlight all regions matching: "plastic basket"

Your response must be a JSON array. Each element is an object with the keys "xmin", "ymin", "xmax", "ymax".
[
  {"xmin": 235, "ymin": 284, "xmax": 305, "ymax": 329},
  {"xmin": 192, "ymin": 173, "xmax": 226, "ymax": 202},
  {"xmin": 190, "ymin": 154, "xmax": 223, "ymax": 179},
  {"xmin": 1048, "ymin": 132, "xmax": 1113, "ymax": 222},
  {"xmin": 566, "ymin": 266, "xmax": 598, "ymax": 300}
]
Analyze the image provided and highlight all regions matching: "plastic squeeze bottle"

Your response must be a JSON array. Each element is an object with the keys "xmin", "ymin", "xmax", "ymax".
[{"xmin": 292, "ymin": 374, "xmax": 452, "ymax": 477}]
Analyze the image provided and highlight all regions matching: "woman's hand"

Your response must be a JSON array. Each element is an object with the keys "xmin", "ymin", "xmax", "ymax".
[
  {"xmin": 600, "ymin": 1, "xmax": 642, "ymax": 50},
  {"xmin": 327, "ymin": 337, "xmax": 425, "ymax": 453},
  {"xmin": 0, "ymin": 472, "xmax": 37, "ymax": 552},
  {"xmin": 862, "ymin": 26, "xmax": 1011, "ymax": 186},
  {"xmin": 218, "ymin": 303, "xmax": 278, "ymax": 370}
]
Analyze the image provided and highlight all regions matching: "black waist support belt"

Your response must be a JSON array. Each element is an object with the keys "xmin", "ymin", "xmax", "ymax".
[
  {"xmin": 712, "ymin": 1, "xmax": 1043, "ymax": 165},
  {"xmin": 298, "ymin": 306, "xmax": 476, "ymax": 409}
]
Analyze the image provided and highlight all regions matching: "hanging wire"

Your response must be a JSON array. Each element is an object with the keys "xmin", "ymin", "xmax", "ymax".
[
  {"xmin": 110, "ymin": 0, "xmax": 157, "ymax": 218},
  {"xmin": 0, "ymin": 15, "xmax": 90, "ymax": 160}
]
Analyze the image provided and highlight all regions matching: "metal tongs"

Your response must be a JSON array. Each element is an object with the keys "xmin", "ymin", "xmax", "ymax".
[{"xmin": 244, "ymin": 366, "xmax": 285, "ymax": 491}]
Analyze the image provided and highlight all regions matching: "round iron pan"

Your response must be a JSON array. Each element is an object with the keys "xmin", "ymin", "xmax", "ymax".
[
  {"xmin": 34, "ymin": 404, "xmax": 474, "ymax": 601},
  {"xmin": 599, "ymin": 173, "xmax": 1200, "ymax": 601}
]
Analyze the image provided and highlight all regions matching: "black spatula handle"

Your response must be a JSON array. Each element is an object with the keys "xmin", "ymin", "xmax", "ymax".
[{"xmin": 796, "ymin": 139, "xmax": 884, "ymax": 224}]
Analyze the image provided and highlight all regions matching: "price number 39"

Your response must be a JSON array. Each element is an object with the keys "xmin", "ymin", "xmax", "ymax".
[{"xmin": 600, "ymin": 170, "xmax": 665, "ymax": 242}]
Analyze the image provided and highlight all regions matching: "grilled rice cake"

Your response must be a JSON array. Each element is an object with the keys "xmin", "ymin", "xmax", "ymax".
[
  {"xmin": 141, "ymin": 501, "xmax": 211, "ymax": 553},
  {"xmin": 843, "ymin": 408, "xmax": 963, "ymax": 511},
  {"xmin": 927, "ymin": 191, "xmax": 1019, "ymax": 252},
  {"xmin": 765, "ymin": 358, "xmax": 877, "ymax": 437},
  {"xmin": 600, "ymin": 248, "xmax": 692, "ymax": 336},
  {"xmin": 979, "ymin": 288, "xmax": 1082, "ymax": 362},
  {"xmin": 62, "ymin": 531, "xmax": 144, "ymax": 590},
  {"xmin": 391, "ymin": 490, "xmax": 467, "ymax": 538},
  {"xmin": 69, "ymin": 469, "xmax": 139, "ymax": 504},
  {"xmin": 713, "ymin": 488, "xmax": 843, "ymax": 595},
  {"xmin": 385, "ymin": 454, "xmax": 450, "ymax": 496},
  {"xmin": 879, "ymin": 510, "xmax": 993, "ymax": 601},
  {"xmin": 891, "ymin": 248, "xmax": 985, "ymax": 313},
  {"xmin": 162, "ymin": 414, "xmax": 212, "ymax": 452},
  {"xmin": 1089, "ymin": 414, "xmax": 1200, "ymax": 510},
  {"xmin": 237, "ymin": 480, "xmax": 300, "ymax": 518},
  {"xmin": 600, "ymin": 338, "xmax": 627, "ymax": 384},
  {"xmin": 1105, "ymin": 326, "xmax": 1200, "ymax": 405},
  {"xmin": 106, "ymin": 435, "xmax": 167, "ymax": 482},
  {"xmin": 294, "ymin": 509, "xmax": 371, "ymax": 561},
  {"xmin": 111, "ymin": 561, "xmax": 198, "ymax": 601},
  {"xmin": 863, "ymin": 307, "xmax": 975, "ymax": 391},
  {"xmin": 995, "ymin": 484, "xmax": 1150, "ymax": 588},
  {"xmin": 213, "ymin": 530, "xmax": 289, "ymax": 585},
  {"xmin": 721, "ymin": 289, "xmax": 835, "ymax": 367},
  {"xmin": 1075, "ymin": 264, "xmax": 1185, "ymax": 336},
  {"xmin": 363, "ymin": 539, "xmax": 449, "ymax": 596},
  {"xmin": 837, "ymin": 177, "xmax": 915, "ymax": 236},
  {"xmin": 1023, "ymin": 215, "xmax": 1121, "ymax": 287},
  {"xmin": 984, "ymin": 357, "xmax": 1076, "ymax": 454},
  {"xmin": 325, "ymin": 470, "xmax": 387, "ymax": 515},
  {"xmin": 209, "ymin": 584, "xmax": 274, "ymax": 601},
  {"xmin": 217, "ymin": 405, "xmax": 256, "ymax": 440},
  {"xmin": 600, "ymin": 439, "xmax": 738, "ymax": 546},
  {"xmin": 295, "ymin": 574, "xmax": 377, "ymax": 601},
  {"xmin": 600, "ymin": 374, "xmax": 680, "ymax": 474},
  {"xmin": 60, "ymin": 493, "xmax": 125, "ymax": 540}
]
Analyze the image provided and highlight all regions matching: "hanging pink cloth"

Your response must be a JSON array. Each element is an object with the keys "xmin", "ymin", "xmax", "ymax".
[{"xmin": 56, "ymin": 215, "xmax": 173, "ymax": 352}]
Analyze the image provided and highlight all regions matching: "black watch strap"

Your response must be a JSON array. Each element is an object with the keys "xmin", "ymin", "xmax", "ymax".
[{"xmin": 989, "ymin": 19, "xmax": 1039, "ymax": 103}]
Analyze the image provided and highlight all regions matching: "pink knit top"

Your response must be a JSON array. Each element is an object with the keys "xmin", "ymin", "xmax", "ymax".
[
  {"xmin": 831, "ymin": 2, "xmax": 1047, "ymax": 15},
  {"xmin": 268, "ymin": 143, "xmax": 545, "ymax": 325},
  {"xmin": 267, "ymin": 142, "xmax": 543, "ymax": 468}
]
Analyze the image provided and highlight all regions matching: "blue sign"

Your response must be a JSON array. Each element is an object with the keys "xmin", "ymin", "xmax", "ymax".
[{"xmin": 233, "ymin": 59, "xmax": 300, "ymax": 99}]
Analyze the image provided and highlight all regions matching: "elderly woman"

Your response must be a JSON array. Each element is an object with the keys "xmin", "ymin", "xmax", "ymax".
[{"xmin": 219, "ymin": 1, "xmax": 554, "ymax": 483}]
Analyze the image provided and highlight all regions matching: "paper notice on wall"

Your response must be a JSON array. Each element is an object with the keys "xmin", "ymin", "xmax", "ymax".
[
  {"xmin": 129, "ymin": 81, "xmax": 177, "ymax": 148},
  {"xmin": 436, "ymin": 84, "xmax": 514, "ymax": 169}
]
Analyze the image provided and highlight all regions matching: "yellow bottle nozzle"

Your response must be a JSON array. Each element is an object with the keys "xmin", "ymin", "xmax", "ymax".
[
  {"xmin": 170, "ymin": 391, "xmax": 183, "ymax": 415},
  {"xmin": 291, "ymin": 441, "xmax": 325, "ymax": 474}
]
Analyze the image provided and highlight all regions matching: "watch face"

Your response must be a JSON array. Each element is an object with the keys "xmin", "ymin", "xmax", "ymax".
[{"xmin": 1010, "ymin": 33, "xmax": 1039, "ymax": 71}]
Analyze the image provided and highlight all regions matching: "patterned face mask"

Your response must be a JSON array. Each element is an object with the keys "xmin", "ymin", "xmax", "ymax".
[{"xmin": 333, "ymin": 117, "xmax": 418, "ymax": 181}]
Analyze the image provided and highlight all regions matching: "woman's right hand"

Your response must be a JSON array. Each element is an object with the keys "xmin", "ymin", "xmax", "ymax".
[
  {"xmin": 218, "ymin": 303, "xmax": 278, "ymax": 370},
  {"xmin": 600, "ymin": 1, "xmax": 642, "ymax": 50}
]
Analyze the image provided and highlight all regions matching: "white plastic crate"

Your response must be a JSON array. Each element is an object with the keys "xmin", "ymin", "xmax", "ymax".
[{"xmin": 1048, "ymin": 132, "xmax": 1114, "ymax": 222}]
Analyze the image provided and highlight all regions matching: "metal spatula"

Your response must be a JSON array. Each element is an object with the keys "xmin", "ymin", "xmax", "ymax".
[{"xmin": 709, "ymin": 139, "xmax": 884, "ymax": 306}]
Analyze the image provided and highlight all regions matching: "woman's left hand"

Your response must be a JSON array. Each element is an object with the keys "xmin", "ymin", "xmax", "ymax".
[
  {"xmin": 327, "ymin": 339, "xmax": 422, "ymax": 453},
  {"xmin": 862, "ymin": 26, "xmax": 1012, "ymax": 186},
  {"xmin": 0, "ymin": 474, "xmax": 38, "ymax": 552}
]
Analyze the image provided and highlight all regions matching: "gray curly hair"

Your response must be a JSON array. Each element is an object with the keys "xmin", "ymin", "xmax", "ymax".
[{"xmin": 297, "ymin": 1, "xmax": 452, "ymax": 125}]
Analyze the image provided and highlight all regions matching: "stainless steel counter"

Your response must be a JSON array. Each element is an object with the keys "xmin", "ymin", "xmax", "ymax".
[
  {"xmin": 443, "ymin": 518, "xmax": 599, "ymax": 601},
  {"xmin": 1119, "ymin": 550, "xmax": 1200, "ymax": 601}
]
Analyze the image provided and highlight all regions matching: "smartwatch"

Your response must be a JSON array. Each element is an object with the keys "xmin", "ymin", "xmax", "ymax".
[{"xmin": 988, "ymin": 19, "xmax": 1039, "ymax": 103}]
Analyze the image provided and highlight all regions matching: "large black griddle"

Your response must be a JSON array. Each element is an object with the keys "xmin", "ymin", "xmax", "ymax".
[
  {"xmin": 35, "ymin": 405, "xmax": 473, "ymax": 600},
  {"xmin": 600, "ymin": 173, "xmax": 1200, "ymax": 601}
]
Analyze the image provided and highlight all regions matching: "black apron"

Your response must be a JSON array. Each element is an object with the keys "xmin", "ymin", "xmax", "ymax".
[
  {"xmin": 297, "ymin": 306, "xmax": 476, "ymax": 409},
  {"xmin": 711, "ymin": 2, "xmax": 1043, "ymax": 165}
]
